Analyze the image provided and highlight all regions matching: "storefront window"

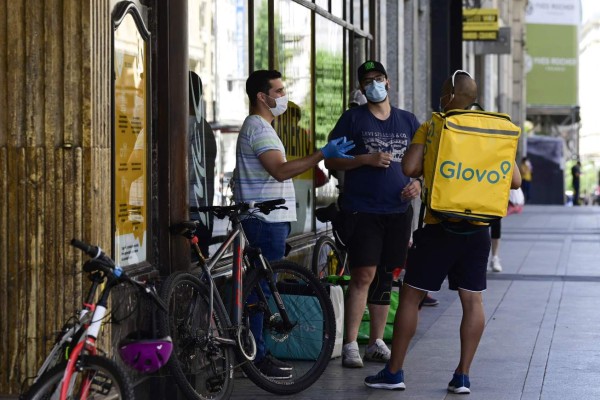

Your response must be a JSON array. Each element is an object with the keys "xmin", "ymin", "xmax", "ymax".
[
  {"xmin": 331, "ymin": 0, "xmax": 344, "ymax": 19},
  {"xmin": 184, "ymin": 0, "xmax": 366, "ymax": 237},
  {"xmin": 254, "ymin": 0, "xmax": 269, "ymax": 70},
  {"xmin": 113, "ymin": 6, "xmax": 150, "ymax": 266},
  {"xmin": 314, "ymin": 17, "xmax": 344, "ymax": 148},
  {"xmin": 189, "ymin": 0, "xmax": 249, "ymax": 237},
  {"xmin": 353, "ymin": 0, "xmax": 362, "ymax": 27},
  {"xmin": 314, "ymin": 16, "xmax": 345, "ymax": 207},
  {"xmin": 273, "ymin": 0, "xmax": 313, "ymax": 234}
]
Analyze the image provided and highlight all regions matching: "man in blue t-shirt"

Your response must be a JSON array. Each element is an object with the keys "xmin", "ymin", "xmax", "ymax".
[{"xmin": 326, "ymin": 60, "xmax": 422, "ymax": 368}]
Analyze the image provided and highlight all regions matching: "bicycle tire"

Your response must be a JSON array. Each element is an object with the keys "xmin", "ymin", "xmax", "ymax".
[
  {"xmin": 158, "ymin": 271, "xmax": 234, "ymax": 400},
  {"xmin": 24, "ymin": 355, "xmax": 134, "ymax": 400},
  {"xmin": 241, "ymin": 260, "xmax": 335, "ymax": 395},
  {"xmin": 311, "ymin": 235, "xmax": 343, "ymax": 279}
]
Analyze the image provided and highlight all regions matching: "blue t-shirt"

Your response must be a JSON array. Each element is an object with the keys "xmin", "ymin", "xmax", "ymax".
[{"xmin": 329, "ymin": 104, "xmax": 420, "ymax": 214}]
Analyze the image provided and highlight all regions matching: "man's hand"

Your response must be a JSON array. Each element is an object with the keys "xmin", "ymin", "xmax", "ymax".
[
  {"xmin": 401, "ymin": 179, "xmax": 421, "ymax": 201},
  {"xmin": 365, "ymin": 152, "xmax": 393, "ymax": 168},
  {"xmin": 321, "ymin": 137, "xmax": 355, "ymax": 159}
]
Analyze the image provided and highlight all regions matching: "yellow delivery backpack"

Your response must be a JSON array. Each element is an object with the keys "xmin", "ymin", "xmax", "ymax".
[{"xmin": 423, "ymin": 108, "xmax": 521, "ymax": 222}]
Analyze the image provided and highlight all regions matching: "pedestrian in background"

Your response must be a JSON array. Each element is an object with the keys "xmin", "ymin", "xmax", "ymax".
[
  {"xmin": 571, "ymin": 160, "xmax": 581, "ymax": 206},
  {"xmin": 519, "ymin": 156, "xmax": 532, "ymax": 203}
]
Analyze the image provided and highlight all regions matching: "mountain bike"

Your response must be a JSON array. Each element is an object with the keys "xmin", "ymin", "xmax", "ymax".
[
  {"xmin": 159, "ymin": 199, "xmax": 336, "ymax": 399},
  {"xmin": 22, "ymin": 239, "xmax": 171, "ymax": 400}
]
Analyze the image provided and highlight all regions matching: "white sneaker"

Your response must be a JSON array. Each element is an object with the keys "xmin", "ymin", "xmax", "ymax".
[
  {"xmin": 364, "ymin": 338, "xmax": 391, "ymax": 362},
  {"xmin": 342, "ymin": 341, "xmax": 363, "ymax": 368},
  {"xmin": 491, "ymin": 256, "xmax": 503, "ymax": 272}
]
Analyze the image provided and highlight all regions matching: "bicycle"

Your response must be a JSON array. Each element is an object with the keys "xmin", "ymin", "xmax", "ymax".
[
  {"xmin": 23, "ymin": 239, "xmax": 171, "ymax": 400},
  {"xmin": 313, "ymin": 202, "xmax": 349, "ymax": 280},
  {"xmin": 159, "ymin": 199, "xmax": 336, "ymax": 399}
]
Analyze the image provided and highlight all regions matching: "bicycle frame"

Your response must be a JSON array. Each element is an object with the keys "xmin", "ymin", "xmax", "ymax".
[
  {"xmin": 28, "ymin": 271, "xmax": 102, "ymax": 390},
  {"xmin": 166, "ymin": 200, "xmax": 336, "ymax": 396},
  {"xmin": 59, "ymin": 272, "xmax": 117, "ymax": 400},
  {"xmin": 180, "ymin": 202, "xmax": 295, "ymax": 352}
]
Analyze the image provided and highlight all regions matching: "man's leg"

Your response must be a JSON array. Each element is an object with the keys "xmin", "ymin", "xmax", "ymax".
[
  {"xmin": 242, "ymin": 219, "xmax": 291, "ymax": 378},
  {"xmin": 387, "ymin": 284, "xmax": 427, "ymax": 373},
  {"xmin": 344, "ymin": 266, "xmax": 376, "ymax": 343},
  {"xmin": 365, "ymin": 265, "xmax": 393, "ymax": 347},
  {"xmin": 343, "ymin": 265, "xmax": 376, "ymax": 367},
  {"xmin": 367, "ymin": 303, "xmax": 389, "ymax": 345},
  {"xmin": 454, "ymin": 289, "xmax": 485, "ymax": 375}
]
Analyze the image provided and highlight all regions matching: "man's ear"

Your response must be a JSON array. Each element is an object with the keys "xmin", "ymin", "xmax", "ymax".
[{"xmin": 256, "ymin": 92, "xmax": 267, "ymax": 105}]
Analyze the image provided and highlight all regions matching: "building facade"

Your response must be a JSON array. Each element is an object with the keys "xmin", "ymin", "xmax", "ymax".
[{"xmin": 0, "ymin": 0, "xmax": 527, "ymax": 396}]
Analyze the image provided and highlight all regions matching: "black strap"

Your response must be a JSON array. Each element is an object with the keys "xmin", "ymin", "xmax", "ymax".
[{"xmin": 417, "ymin": 201, "xmax": 425, "ymax": 230}]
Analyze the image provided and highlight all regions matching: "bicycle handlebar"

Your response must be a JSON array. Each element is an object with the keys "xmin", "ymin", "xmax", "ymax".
[
  {"xmin": 71, "ymin": 238, "xmax": 104, "ymax": 260},
  {"xmin": 71, "ymin": 238, "xmax": 168, "ymax": 312},
  {"xmin": 190, "ymin": 198, "xmax": 287, "ymax": 219}
]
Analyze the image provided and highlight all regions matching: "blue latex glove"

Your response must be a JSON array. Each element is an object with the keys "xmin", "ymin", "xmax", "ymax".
[{"xmin": 321, "ymin": 137, "xmax": 355, "ymax": 159}]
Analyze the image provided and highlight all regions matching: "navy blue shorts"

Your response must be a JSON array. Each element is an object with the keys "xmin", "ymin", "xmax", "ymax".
[
  {"xmin": 490, "ymin": 219, "xmax": 501, "ymax": 239},
  {"xmin": 403, "ymin": 223, "xmax": 491, "ymax": 292}
]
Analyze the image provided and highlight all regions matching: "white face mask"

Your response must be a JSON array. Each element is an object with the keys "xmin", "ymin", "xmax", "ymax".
[{"xmin": 266, "ymin": 95, "xmax": 288, "ymax": 117}]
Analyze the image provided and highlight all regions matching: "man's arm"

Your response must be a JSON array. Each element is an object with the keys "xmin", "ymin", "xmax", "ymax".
[
  {"xmin": 511, "ymin": 161, "xmax": 522, "ymax": 189},
  {"xmin": 325, "ymin": 152, "xmax": 394, "ymax": 171},
  {"xmin": 258, "ymin": 149, "xmax": 324, "ymax": 182},
  {"xmin": 402, "ymin": 143, "xmax": 425, "ymax": 177},
  {"xmin": 258, "ymin": 137, "xmax": 354, "ymax": 182}
]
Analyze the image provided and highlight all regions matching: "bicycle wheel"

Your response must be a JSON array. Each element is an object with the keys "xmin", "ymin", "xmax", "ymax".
[
  {"xmin": 312, "ymin": 235, "xmax": 343, "ymax": 279},
  {"xmin": 241, "ymin": 260, "xmax": 335, "ymax": 395},
  {"xmin": 158, "ymin": 272, "xmax": 234, "ymax": 400},
  {"xmin": 25, "ymin": 355, "xmax": 133, "ymax": 400}
]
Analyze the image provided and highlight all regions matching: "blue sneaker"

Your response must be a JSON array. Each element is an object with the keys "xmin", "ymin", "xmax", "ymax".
[
  {"xmin": 448, "ymin": 373, "xmax": 470, "ymax": 394},
  {"xmin": 364, "ymin": 365, "xmax": 406, "ymax": 390}
]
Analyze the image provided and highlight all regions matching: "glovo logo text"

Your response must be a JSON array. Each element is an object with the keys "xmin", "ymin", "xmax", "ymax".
[{"xmin": 439, "ymin": 160, "xmax": 512, "ymax": 184}]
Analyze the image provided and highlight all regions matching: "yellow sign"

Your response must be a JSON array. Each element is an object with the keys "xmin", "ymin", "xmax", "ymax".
[
  {"xmin": 113, "ymin": 14, "xmax": 148, "ymax": 266},
  {"xmin": 463, "ymin": 8, "xmax": 499, "ymax": 41}
]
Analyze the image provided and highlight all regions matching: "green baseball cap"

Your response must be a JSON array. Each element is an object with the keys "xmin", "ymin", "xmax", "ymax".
[{"xmin": 358, "ymin": 60, "xmax": 387, "ymax": 82}]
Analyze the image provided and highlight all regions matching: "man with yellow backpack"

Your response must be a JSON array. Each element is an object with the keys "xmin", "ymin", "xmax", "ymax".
[{"xmin": 365, "ymin": 70, "xmax": 521, "ymax": 394}]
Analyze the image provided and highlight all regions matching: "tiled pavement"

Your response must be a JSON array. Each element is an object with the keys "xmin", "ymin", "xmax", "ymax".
[{"xmin": 229, "ymin": 205, "xmax": 600, "ymax": 400}]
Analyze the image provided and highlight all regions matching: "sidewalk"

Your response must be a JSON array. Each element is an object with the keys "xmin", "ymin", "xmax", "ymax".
[{"xmin": 229, "ymin": 205, "xmax": 600, "ymax": 400}]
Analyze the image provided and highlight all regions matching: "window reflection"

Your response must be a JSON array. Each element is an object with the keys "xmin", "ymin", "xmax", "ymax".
[
  {"xmin": 273, "ymin": 0, "xmax": 313, "ymax": 234},
  {"xmin": 331, "ymin": 0, "xmax": 343, "ymax": 19},
  {"xmin": 315, "ymin": 16, "xmax": 345, "ymax": 207},
  {"xmin": 188, "ymin": 0, "xmax": 249, "ymax": 237},
  {"xmin": 314, "ymin": 0, "xmax": 328, "ymax": 11},
  {"xmin": 254, "ymin": 0, "xmax": 269, "ymax": 70},
  {"xmin": 315, "ymin": 17, "xmax": 344, "ymax": 148}
]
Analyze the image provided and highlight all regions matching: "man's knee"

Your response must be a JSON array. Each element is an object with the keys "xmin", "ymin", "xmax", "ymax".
[
  {"xmin": 458, "ymin": 289, "xmax": 484, "ymax": 311},
  {"xmin": 400, "ymin": 283, "xmax": 428, "ymax": 305},
  {"xmin": 367, "ymin": 268, "xmax": 393, "ymax": 305},
  {"xmin": 350, "ymin": 267, "xmax": 376, "ymax": 288}
]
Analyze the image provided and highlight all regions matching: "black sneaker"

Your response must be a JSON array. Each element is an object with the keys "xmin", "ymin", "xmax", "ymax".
[
  {"xmin": 265, "ymin": 353, "xmax": 292, "ymax": 371},
  {"xmin": 255, "ymin": 357, "xmax": 292, "ymax": 379}
]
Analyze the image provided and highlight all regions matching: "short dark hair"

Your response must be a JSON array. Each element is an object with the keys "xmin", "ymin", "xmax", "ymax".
[{"xmin": 246, "ymin": 70, "xmax": 282, "ymax": 106}]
